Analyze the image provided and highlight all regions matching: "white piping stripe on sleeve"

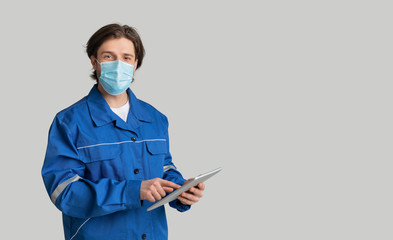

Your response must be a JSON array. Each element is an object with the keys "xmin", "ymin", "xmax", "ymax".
[
  {"xmin": 77, "ymin": 139, "xmax": 166, "ymax": 150},
  {"xmin": 163, "ymin": 165, "xmax": 177, "ymax": 172},
  {"xmin": 70, "ymin": 218, "xmax": 91, "ymax": 240},
  {"xmin": 51, "ymin": 175, "xmax": 82, "ymax": 204}
]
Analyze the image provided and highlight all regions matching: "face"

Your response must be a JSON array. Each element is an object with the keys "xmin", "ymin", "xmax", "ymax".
[{"xmin": 91, "ymin": 37, "xmax": 138, "ymax": 79}]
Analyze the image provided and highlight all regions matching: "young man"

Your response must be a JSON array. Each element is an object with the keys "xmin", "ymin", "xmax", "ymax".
[{"xmin": 42, "ymin": 24, "xmax": 204, "ymax": 240}]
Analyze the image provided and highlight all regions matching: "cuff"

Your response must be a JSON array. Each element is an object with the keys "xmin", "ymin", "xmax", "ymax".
[
  {"xmin": 169, "ymin": 199, "xmax": 191, "ymax": 212},
  {"xmin": 125, "ymin": 180, "xmax": 142, "ymax": 209}
]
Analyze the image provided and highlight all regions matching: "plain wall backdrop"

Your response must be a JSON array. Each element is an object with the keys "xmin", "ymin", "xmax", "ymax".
[{"xmin": 0, "ymin": 0, "xmax": 392, "ymax": 239}]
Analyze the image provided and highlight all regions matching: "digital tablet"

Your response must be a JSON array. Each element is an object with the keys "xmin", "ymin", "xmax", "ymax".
[{"xmin": 147, "ymin": 167, "xmax": 222, "ymax": 211}]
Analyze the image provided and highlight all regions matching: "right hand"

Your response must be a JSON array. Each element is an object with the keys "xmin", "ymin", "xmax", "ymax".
[{"xmin": 140, "ymin": 178, "xmax": 180, "ymax": 202}]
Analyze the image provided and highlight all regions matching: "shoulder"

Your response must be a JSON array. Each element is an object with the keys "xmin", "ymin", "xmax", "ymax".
[
  {"xmin": 138, "ymin": 99, "xmax": 169, "ymax": 125},
  {"xmin": 54, "ymin": 96, "xmax": 89, "ymax": 126}
]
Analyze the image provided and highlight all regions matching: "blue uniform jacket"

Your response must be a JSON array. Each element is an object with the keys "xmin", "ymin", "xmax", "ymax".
[{"xmin": 42, "ymin": 85, "xmax": 190, "ymax": 240}]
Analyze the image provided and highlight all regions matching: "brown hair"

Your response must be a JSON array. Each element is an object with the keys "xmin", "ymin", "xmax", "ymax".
[{"xmin": 86, "ymin": 23, "xmax": 145, "ymax": 81}]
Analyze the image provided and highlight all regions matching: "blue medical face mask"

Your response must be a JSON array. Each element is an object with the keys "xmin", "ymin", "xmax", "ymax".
[{"xmin": 97, "ymin": 59, "xmax": 134, "ymax": 95}]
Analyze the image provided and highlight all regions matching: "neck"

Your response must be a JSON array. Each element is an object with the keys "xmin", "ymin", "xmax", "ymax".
[{"xmin": 97, "ymin": 83, "xmax": 129, "ymax": 108}]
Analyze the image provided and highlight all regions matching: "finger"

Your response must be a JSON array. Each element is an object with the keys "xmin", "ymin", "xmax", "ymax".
[
  {"xmin": 154, "ymin": 182, "xmax": 166, "ymax": 197},
  {"xmin": 160, "ymin": 179, "xmax": 181, "ymax": 189},
  {"xmin": 187, "ymin": 187, "xmax": 196, "ymax": 194},
  {"xmin": 197, "ymin": 182, "xmax": 205, "ymax": 191},
  {"xmin": 180, "ymin": 192, "xmax": 199, "ymax": 203},
  {"xmin": 188, "ymin": 188, "xmax": 203, "ymax": 198},
  {"xmin": 151, "ymin": 187, "xmax": 162, "ymax": 201},
  {"xmin": 178, "ymin": 196, "xmax": 192, "ymax": 205},
  {"xmin": 146, "ymin": 193, "xmax": 155, "ymax": 202},
  {"xmin": 188, "ymin": 186, "xmax": 202, "ymax": 194},
  {"xmin": 177, "ymin": 196, "xmax": 194, "ymax": 205},
  {"xmin": 163, "ymin": 187, "xmax": 174, "ymax": 193}
]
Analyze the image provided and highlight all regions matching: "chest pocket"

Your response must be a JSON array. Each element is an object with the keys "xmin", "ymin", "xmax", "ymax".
[
  {"xmin": 145, "ymin": 140, "xmax": 168, "ymax": 178},
  {"xmin": 79, "ymin": 145, "xmax": 118, "ymax": 162},
  {"xmin": 145, "ymin": 140, "xmax": 167, "ymax": 155},
  {"xmin": 78, "ymin": 145, "xmax": 124, "ymax": 181}
]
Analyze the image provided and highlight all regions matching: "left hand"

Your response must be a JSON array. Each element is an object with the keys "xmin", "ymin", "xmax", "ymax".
[{"xmin": 177, "ymin": 180, "xmax": 205, "ymax": 205}]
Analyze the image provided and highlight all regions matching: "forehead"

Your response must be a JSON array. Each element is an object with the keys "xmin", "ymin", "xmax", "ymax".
[{"xmin": 97, "ymin": 37, "xmax": 135, "ymax": 55}]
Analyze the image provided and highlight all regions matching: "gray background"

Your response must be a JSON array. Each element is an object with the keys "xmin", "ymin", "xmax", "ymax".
[{"xmin": 0, "ymin": 0, "xmax": 392, "ymax": 239}]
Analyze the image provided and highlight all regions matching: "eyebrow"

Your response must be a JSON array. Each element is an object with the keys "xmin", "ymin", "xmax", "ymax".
[
  {"xmin": 100, "ymin": 51, "xmax": 134, "ymax": 57},
  {"xmin": 100, "ymin": 51, "xmax": 115, "ymax": 55},
  {"xmin": 124, "ymin": 53, "xmax": 135, "ymax": 57}
]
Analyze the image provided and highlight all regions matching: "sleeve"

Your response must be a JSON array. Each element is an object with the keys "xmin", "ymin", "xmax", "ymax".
[
  {"xmin": 161, "ymin": 115, "xmax": 191, "ymax": 212},
  {"xmin": 41, "ymin": 117, "xmax": 142, "ymax": 218}
]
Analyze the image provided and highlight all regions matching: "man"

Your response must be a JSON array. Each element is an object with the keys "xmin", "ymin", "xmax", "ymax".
[{"xmin": 42, "ymin": 23, "xmax": 204, "ymax": 240}]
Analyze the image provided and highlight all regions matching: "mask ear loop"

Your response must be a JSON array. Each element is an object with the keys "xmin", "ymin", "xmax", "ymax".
[
  {"xmin": 94, "ymin": 58, "xmax": 101, "ymax": 81},
  {"xmin": 131, "ymin": 59, "xmax": 138, "ymax": 83}
]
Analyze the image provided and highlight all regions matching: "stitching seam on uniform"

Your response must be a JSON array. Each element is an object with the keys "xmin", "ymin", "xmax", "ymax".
[
  {"xmin": 70, "ymin": 218, "xmax": 91, "ymax": 240},
  {"xmin": 77, "ymin": 139, "xmax": 166, "ymax": 150}
]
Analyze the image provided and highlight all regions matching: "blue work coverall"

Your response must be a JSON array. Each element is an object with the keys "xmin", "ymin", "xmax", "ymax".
[{"xmin": 42, "ymin": 85, "xmax": 190, "ymax": 240}]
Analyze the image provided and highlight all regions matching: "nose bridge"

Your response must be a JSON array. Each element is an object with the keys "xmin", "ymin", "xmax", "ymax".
[
  {"xmin": 106, "ymin": 60, "xmax": 122, "ymax": 72},
  {"xmin": 114, "ymin": 60, "xmax": 122, "ymax": 71},
  {"xmin": 113, "ymin": 52, "xmax": 123, "ymax": 61}
]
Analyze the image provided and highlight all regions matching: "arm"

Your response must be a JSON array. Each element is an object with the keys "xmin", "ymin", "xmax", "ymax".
[
  {"xmin": 160, "ymin": 116, "xmax": 192, "ymax": 212},
  {"xmin": 41, "ymin": 117, "xmax": 142, "ymax": 218}
]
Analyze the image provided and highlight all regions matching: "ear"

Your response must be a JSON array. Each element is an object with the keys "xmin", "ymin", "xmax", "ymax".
[{"xmin": 90, "ymin": 56, "xmax": 97, "ymax": 70}]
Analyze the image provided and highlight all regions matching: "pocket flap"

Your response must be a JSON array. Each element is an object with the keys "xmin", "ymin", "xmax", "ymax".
[
  {"xmin": 146, "ymin": 140, "xmax": 168, "ymax": 155},
  {"xmin": 78, "ymin": 144, "xmax": 119, "ymax": 162}
]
